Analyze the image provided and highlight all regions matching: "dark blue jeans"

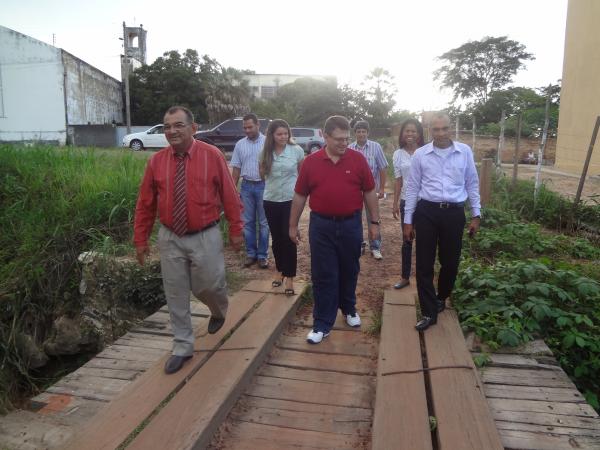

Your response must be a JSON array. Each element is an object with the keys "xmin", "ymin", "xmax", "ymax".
[{"xmin": 309, "ymin": 211, "xmax": 362, "ymax": 333}]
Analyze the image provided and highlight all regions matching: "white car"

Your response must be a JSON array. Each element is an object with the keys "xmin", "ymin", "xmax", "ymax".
[{"xmin": 122, "ymin": 125, "xmax": 168, "ymax": 151}]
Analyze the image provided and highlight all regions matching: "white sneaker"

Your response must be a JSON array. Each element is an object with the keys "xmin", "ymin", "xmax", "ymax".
[
  {"xmin": 306, "ymin": 329, "xmax": 330, "ymax": 344},
  {"xmin": 371, "ymin": 249, "xmax": 383, "ymax": 260},
  {"xmin": 346, "ymin": 312, "xmax": 361, "ymax": 327}
]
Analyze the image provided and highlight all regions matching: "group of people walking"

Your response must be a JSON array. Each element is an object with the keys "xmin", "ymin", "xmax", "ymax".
[{"xmin": 133, "ymin": 106, "xmax": 481, "ymax": 374}]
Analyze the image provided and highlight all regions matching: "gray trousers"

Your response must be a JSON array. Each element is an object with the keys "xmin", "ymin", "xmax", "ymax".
[{"xmin": 158, "ymin": 225, "xmax": 229, "ymax": 356}]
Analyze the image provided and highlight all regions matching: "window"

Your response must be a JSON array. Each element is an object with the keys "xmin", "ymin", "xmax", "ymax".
[
  {"xmin": 149, "ymin": 126, "xmax": 164, "ymax": 134},
  {"xmin": 217, "ymin": 119, "xmax": 242, "ymax": 132},
  {"xmin": 261, "ymin": 86, "xmax": 277, "ymax": 98},
  {"xmin": 292, "ymin": 128, "xmax": 313, "ymax": 138}
]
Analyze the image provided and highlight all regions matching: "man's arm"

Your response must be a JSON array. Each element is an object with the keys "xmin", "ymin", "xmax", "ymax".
[
  {"xmin": 378, "ymin": 168, "xmax": 387, "ymax": 199},
  {"xmin": 231, "ymin": 167, "xmax": 241, "ymax": 189},
  {"xmin": 289, "ymin": 193, "xmax": 307, "ymax": 245},
  {"xmin": 133, "ymin": 159, "xmax": 158, "ymax": 265},
  {"xmin": 464, "ymin": 147, "xmax": 482, "ymax": 237},
  {"xmin": 374, "ymin": 143, "xmax": 388, "ymax": 198},
  {"xmin": 364, "ymin": 189, "xmax": 380, "ymax": 242},
  {"xmin": 216, "ymin": 153, "xmax": 243, "ymax": 250}
]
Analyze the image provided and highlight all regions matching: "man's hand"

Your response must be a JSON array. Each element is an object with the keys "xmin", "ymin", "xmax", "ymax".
[
  {"xmin": 136, "ymin": 245, "xmax": 150, "ymax": 266},
  {"xmin": 289, "ymin": 225, "xmax": 301, "ymax": 245},
  {"xmin": 377, "ymin": 189, "xmax": 385, "ymax": 199},
  {"xmin": 403, "ymin": 224, "xmax": 415, "ymax": 243},
  {"xmin": 230, "ymin": 234, "xmax": 243, "ymax": 251},
  {"xmin": 468, "ymin": 217, "xmax": 481, "ymax": 238},
  {"xmin": 392, "ymin": 204, "xmax": 400, "ymax": 220},
  {"xmin": 368, "ymin": 223, "xmax": 379, "ymax": 242}
]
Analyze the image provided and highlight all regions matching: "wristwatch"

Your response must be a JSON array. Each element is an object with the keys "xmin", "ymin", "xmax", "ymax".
[{"xmin": 371, "ymin": 219, "xmax": 381, "ymax": 225}]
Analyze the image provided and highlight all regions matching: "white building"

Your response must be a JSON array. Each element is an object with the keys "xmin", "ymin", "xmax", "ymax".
[
  {"xmin": 0, "ymin": 25, "xmax": 123, "ymax": 145},
  {"xmin": 244, "ymin": 74, "xmax": 337, "ymax": 99}
]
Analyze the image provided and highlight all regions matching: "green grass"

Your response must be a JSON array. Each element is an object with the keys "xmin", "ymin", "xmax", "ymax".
[{"xmin": 0, "ymin": 144, "xmax": 149, "ymax": 411}]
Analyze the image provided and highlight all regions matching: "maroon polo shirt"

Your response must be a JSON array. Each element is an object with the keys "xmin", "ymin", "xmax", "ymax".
[{"xmin": 294, "ymin": 147, "xmax": 375, "ymax": 216}]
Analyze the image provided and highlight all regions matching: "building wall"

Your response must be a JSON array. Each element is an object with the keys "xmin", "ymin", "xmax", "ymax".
[
  {"xmin": 244, "ymin": 74, "xmax": 337, "ymax": 99},
  {"xmin": 0, "ymin": 26, "xmax": 67, "ymax": 144},
  {"xmin": 62, "ymin": 51, "xmax": 123, "ymax": 126},
  {"xmin": 555, "ymin": 0, "xmax": 600, "ymax": 176}
]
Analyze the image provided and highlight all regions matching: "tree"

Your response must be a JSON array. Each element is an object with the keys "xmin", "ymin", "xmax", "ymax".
[
  {"xmin": 130, "ymin": 49, "xmax": 207, "ymax": 124},
  {"xmin": 434, "ymin": 36, "xmax": 534, "ymax": 104},
  {"xmin": 362, "ymin": 67, "xmax": 396, "ymax": 128}
]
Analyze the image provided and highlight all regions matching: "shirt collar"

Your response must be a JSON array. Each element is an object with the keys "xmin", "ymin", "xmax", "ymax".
[
  {"xmin": 169, "ymin": 139, "xmax": 199, "ymax": 160},
  {"xmin": 246, "ymin": 133, "xmax": 264, "ymax": 143},
  {"xmin": 320, "ymin": 146, "xmax": 349, "ymax": 161},
  {"xmin": 424, "ymin": 140, "xmax": 462, "ymax": 154}
]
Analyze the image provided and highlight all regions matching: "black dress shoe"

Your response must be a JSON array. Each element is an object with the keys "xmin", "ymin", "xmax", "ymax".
[
  {"xmin": 208, "ymin": 316, "xmax": 225, "ymax": 334},
  {"xmin": 394, "ymin": 280, "xmax": 410, "ymax": 289},
  {"xmin": 258, "ymin": 258, "xmax": 269, "ymax": 269},
  {"xmin": 164, "ymin": 355, "xmax": 192, "ymax": 374},
  {"xmin": 437, "ymin": 299, "xmax": 446, "ymax": 313},
  {"xmin": 415, "ymin": 316, "xmax": 437, "ymax": 331}
]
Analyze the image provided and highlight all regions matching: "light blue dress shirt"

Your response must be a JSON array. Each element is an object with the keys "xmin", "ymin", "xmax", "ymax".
[
  {"xmin": 262, "ymin": 144, "xmax": 304, "ymax": 202},
  {"xmin": 349, "ymin": 139, "xmax": 388, "ymax": 192},
  {"xmin": 403, "ymin": 141, "xmax": 481, "ymax": 224},
  {"xmin": 230, "ymin": 133, "xmax": 266, "ymax": 181}
]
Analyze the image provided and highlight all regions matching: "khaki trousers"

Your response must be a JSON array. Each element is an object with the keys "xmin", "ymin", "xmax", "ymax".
[{"xmin": 158, "ymin": 225, "xmax": 228, "ymax": 356}]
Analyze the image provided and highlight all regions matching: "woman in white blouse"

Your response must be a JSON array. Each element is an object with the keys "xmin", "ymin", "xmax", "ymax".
[
  {"xmin": 260, "ymin": 119, "xmax": 304, "ymax": 295},
  {"xmin": 392, "ymin": 118, "xmax": 425, "ymax": 289}
]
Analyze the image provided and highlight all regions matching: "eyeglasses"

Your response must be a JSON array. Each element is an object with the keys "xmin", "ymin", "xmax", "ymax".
[
  {"xmin": 431, "ymin": 127, "xmax": 450, "ymax": 132},
  {"xmin": 328, "ymin": 136, "xmax": 350, "ymax": 143}
]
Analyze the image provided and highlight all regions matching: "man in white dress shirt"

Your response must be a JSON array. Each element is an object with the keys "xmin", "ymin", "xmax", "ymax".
[{"xmin": 403, "ymin": 113, "xmax": 481, "ymax": 331}]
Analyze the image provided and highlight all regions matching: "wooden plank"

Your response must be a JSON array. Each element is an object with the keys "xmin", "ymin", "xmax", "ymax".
[
  {"xmin": 372, "ymin": 286, "xmax": 432, "ymax": 450},
  {"xmin": 230, "ymin": 396, "xmax": 371, "ymax": 436},
  {"xmin": 473, "ymin": 352, "xmax": 559, "ymax": 370},
  {"xmin": 489, "ymin": 397, "xmax": 598, "ymax": 418},
  {"xmin": 498, "ymin": 428, "xmax": 600, "ymax": 450},
  {"xmin": 70, "ymin": 366, "xmax": 140, "ymax": 381},
  {"xmin": 268, "ymin": 348, "xmax": 374, "ymax": 376},
  {"xmin": 48, "ymin": 376, "xmax": 129, "ymax": 401},
  {"xmin": 496, "ymin": 419, "xmax": 600, "ymax": 438},
  {"xmin": 128, "ymin": 290, "xmax": 303, "ymax": 450},
  {"xmin": 219, "ymin": 420, "xmax": 361, "ymax": 450},
  {"xmin": 113, "ymin": 335, "xmax": 173, "ymax": 351},
  {"xmin": 245, "ymin": 374, "xmax": 372, "ymax": 409},
  {"xmin": 483, "ymin": 383, "xmax": 587, "ymax": 403},
  {"xmin": 424, "ymin": 310, "xmax": 504, "ymax": 450},
  {"xmin": 242, "ymin": 278, "xmax": 307, "ymax": 294},
  {"xmin": 292, "ymin": 310, "xmax": 374, "ymax": 331},
  {"xmin": 276, "ymin": 329, "xmax": 377, "ymax": 357},
  {"xmin": 258, "ymin": 364, "xmax": 375, "ymax": 388},
  {"xmin": 63, "ymin": 289, "xmax": 265, "ymax": 450},
  {"xmin": 30, "ymin": 392, "xmax": 107, "ymax": 426},
  {"xmin": 83, "ymin": 357, "xmax": 153, "ymax": 372},
  {"xmin": 481, "ymin": 366, "xmax": 575, "ymax": 388},
  {"xmin": 492, "ymin": 410, "xmax": 600, "ymax": 430}
]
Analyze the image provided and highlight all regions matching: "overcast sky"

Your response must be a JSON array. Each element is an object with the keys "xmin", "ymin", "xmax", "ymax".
[{"xmin": 3, "ymin": 0, "xmax": 568, "ymax": 113}]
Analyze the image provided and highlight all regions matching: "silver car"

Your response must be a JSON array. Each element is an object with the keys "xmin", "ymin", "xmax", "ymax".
[{"xmin": 291, "ymin": 127, "xmax": 324, "ymax": 153}]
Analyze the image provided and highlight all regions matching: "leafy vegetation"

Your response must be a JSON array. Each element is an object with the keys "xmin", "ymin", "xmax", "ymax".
[
  {"xmin": 0, "ymin": 145, "xmax": 149, "ymax": 411},
  {"xmin": 454, "ymin": 203, "xmax": 600, "ymax": 410}
]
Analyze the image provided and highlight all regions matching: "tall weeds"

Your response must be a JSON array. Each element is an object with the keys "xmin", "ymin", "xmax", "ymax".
[{"xmin": 0, "ymin": 145, "xmax": 147, "ymax": 411}]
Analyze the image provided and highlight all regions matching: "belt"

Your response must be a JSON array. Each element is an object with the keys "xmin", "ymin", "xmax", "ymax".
[
  {"xmin": 242, "ymin": 178, "xmax": 264, "ymax": 184},
  {"xmin": 184, "ymin": 219, "xmax": 219, "ymax": 235},
  {"xmin": 419, "ymin": 199, "xmax": 465, "ymax": 209},
  {"xmin": 312, "ymin": 211, "xmax": 360, "ymax": 222}
]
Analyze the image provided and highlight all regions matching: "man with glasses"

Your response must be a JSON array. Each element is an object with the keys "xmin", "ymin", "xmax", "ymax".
[
  {"xmin": 403, "ymin": 112, "xmax": 481, "ymax": 331},
  {"xmin": 134, "ymin": 106, "xmax": 243, "ymax": 374},
  {"xmin": 289, "ymin": 116, "xmax": 380, "ymax": 344}
]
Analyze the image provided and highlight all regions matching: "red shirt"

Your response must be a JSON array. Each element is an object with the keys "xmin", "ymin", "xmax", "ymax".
[
  {"xmin": 134, "ymin": 140, "xmax": 243, "ymax": 248},
  {"xmin": 294, "ymin": 147, "xmax": 375, "ymax": 216}
]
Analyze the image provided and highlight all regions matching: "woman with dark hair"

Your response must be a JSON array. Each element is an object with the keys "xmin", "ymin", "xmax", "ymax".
[
  {"xmin": 392, "ymin": 118, "xmax": 425, "ymax": 289},
  {"xmin": 260, "ymin": 119, "xmax": 304, "ymax": 295}
]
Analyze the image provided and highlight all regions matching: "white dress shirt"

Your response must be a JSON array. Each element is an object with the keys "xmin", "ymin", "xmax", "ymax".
[
  {"xmin": 392, "ymin": 148, "xmax": 414, "ymax": 200},
  {"xmin": 403, "ymin": 141, "xmax": 481, "ymax": 224}
]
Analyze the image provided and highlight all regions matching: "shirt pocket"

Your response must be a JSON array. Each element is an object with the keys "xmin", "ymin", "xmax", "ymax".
[{"xmin": 447, "ymin": 162, "xmax": 466, "ymax": 185}]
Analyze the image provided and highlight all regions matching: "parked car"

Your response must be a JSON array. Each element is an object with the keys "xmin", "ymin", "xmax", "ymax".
[
  {"xmin": 194, "ymin": 118, "xmax": 270, "ymax": 152},
  {"xmin": 122, "ymin": 125, "xmax": 168, "ymax": 151},
  {"xmin": 291, "ymin": 127, "xmax": 324, "ymax": 153}
]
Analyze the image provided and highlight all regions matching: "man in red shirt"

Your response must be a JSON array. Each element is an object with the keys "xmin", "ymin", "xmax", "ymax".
[
  {"xmin": 134, "ymin": 106, "xmax": 243, "ymax": 374},
  {"xmin": 289, "ymin": 116, "xmax": 380, "ymax": 344}
]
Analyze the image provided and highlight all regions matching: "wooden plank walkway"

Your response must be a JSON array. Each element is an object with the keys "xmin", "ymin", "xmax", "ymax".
[
  {"xmin": 209, "ymin": 307, "xmax": 378, "ymax": 449},
  {"xmin": 468, "ymin": 338, "xmax": 600, "ymax": 449}
]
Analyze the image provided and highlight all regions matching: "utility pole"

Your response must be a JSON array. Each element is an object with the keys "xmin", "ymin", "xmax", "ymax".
[
  {"xmin": 455, "ymin": 116, "xmax": 460, "ymax": 140},
  {"xmin": 497, "ymin": 110, "xmax": 506, "ymax": 169},
  {"xmin": 472, "ymin": 116, "xmax": 476, "ymax": 153},
  {"xmin": 124, "ymin": 57, "xmax": 132, "ymax": 134},
  {"xmin": 511, "ymin": 113, "xmax": 522, "ymax": 189}
]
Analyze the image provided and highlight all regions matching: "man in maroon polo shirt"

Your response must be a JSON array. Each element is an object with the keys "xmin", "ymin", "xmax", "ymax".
[{"xmin": 289, "ymin": 115, "xmax": 380, "ymax": 344}]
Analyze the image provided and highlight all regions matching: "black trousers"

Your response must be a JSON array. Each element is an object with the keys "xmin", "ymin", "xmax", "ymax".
[
  {"xmin": 413, "ymin": 200, "xmax": 465, "ymax": 318},
  {"xmin": 263, "ymin": 200, "xmax": 297, "ymax": 277},
  {"xmin": 400, "ymin": 200, "xmax": 413, "ymax": 280}
]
